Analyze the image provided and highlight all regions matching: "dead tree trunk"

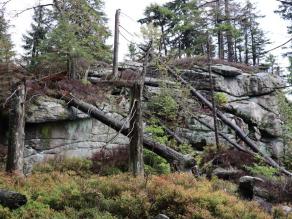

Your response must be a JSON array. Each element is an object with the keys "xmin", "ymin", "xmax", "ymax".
[
  {"xmin": 6, "ymin": 82, "xmax": 26, "ymax": 175},
  {"xmin": 55, "ymin": 95, "xmax": 195, "ymax": 171},
  {"xmin": 207, "ymin": 36, "xmax": 220, "ymax": 150},
  {"xmin": 129, "ymin": 83, "xmax": 144, "ymax": 176},
  {"xmin": 166, "ymin": 66, "xmax": 292, "ymax": 176},
  {"xmin": 192, "ymin": 116, "xmax": 255, "ymax": 155},
  {"xmin": 112, "ymin": 9, "xmax": 121, "ymax": 78}
]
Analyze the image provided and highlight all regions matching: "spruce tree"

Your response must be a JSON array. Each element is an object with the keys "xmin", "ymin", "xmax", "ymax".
[
  {"xmin": 22, "ymin": 6, "xmax": 52, "ymax": 68},
  {"xmin": 0, "ymin": 9, "xmax": 13, "ymax": 63},
  {"xmin": 42, "ymin": 0, "xmax": 111, "ymax": 79},
  {"xmin": 139, "ymin": 0, "xmax": 207, "ymax": 58}
]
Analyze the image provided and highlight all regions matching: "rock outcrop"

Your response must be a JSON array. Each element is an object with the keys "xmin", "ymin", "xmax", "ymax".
[
  {"xmin": 0, "ymin": 61, "xmax": 286, "ymax": 173},
  {"xmin": 176, "ymin": 64, "xmax": 285, "ymax": 158},
  {"xmin": 24, "ymin": 96, "xmax": 129, "ymax": 173}
]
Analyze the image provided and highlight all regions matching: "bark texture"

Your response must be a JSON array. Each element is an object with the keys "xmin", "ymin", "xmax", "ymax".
[{"xmin": 6, "ymin": 82, "xmax": 26, "ymax": 175}]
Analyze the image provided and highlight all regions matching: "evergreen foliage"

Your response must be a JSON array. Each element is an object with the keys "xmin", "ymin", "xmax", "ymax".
[
  {"xmin": 0, "ymin": 9, "xmax": 13, "ymax": 63},
  {"xmin": 138, "ymin": 0, "xmax": 270, "ymax": 65},
  {"xmin": 22, "ymin": 6, "xmax": 52, "ymax": 68},
  {"xmin": 22, "ymin": 0, "xmax": 111, "ymax": 77}
]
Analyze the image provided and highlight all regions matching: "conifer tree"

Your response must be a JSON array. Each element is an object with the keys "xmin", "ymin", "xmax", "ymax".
[
  {"xmin": 22, "ymin": 6, "xmax": 52, "ymax": 68},
  {"xmin": 139, "ymin": 0, "xmax": 207, "ymax": 58},
  {"xmin": 42, "ymin": 0, "xmax": 111, "ymax": 78},
  {"xmin": 0, "ymin": 9, "xmax": 13, "ymax": 63}
]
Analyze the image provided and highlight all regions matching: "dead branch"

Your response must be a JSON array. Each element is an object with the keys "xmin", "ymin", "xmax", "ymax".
[{"xmin": 13, "ymin": 4, "xmax": 53, "ymax": 17}]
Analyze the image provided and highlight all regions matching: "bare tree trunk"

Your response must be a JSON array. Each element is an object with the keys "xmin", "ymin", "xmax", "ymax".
[
  {"xmin": 244, "ymin": 27, "xmax": 249, "ymax": 64},
  {"xmin": 112, "ymin": 9, "xmax": 121, "ymax": 78},
  {"xmin": 161, "ymin": 25, "xmax": 168, "ymax": 56},
  {"xmin": 250, "ymin": 28, "xmax": 257, "ymax": 66},
  {"xmin": 207, "ymin": 36, "xmax": 220, "ymax": 150},
  {"xmin": 129, "ymin": 83, "xmax": 144, "ymax": 176},
  {"xmin": 216, "ymin": 0, "xmax": 224, "ymax": 59},
  {"xmin": 6, "ymin": 82, "xmax": 26, "ymax": 175},
  {"xmin": 225, "ymin": 0, "xmax": 234, "ymax": 62},
  {"xmin": 68, "ymin": 54, "xmax": 77, "ymax": 80}
]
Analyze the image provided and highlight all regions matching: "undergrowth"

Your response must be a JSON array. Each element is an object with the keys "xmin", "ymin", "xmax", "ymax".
[{"xmin": 0, "ymin": 159, "xmax": 274, "ymax": 219}]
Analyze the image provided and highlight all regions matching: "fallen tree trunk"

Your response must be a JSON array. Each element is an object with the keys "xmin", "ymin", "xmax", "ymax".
[
  {"xmin": 192, "ymin": 116, "xmax": 255, "ymax": 155},
  {"xmin": 166, "ymin": 66, "xmax": 292, "ymax": 176},
  {"xmin": 163, "ymin": 126, "xmax": 185, "ymax": 145},
  {"xmin": 0, "ymin": 189, "xmax": 27, "ymax": 209},
  {"xmin": 57, "ymin": 95, "xmax": 195, "ymax": 171}
]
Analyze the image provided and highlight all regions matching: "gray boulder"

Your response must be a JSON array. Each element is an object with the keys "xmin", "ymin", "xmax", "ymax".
[
  {"xmin": 211, "ymin": 64, "xmax": 243, "ymax": 77},
  {"xmin": 227, "ymin": 101, "xmax": 283, "ymax": 137},
  {"xmin": 181, "ymin": 70, "xmax": 284, "ymax": 97},
  {"xmin": 239, "ymin": 176, "xmax": 264, "ymax": 200},
  {"xmin": 26, "ymin": 96, "xmax": 89, "ymax": 123}
]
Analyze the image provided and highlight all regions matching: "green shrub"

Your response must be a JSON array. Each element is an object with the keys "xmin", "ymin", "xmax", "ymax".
[
  {"xmin": 148, "ymin": 93, "xmax": 178, "ymax": 120},
  {"xmin": 144, "ymin": 149, "xmax": 171, "ymax": 175},
  {"xmin": 244, "ymin": 164, "xmax": 279, "ymax": 178},
  {"xmin": 145, "ymin": 123, "xmax": 168, "ymax": 145},
  {"xmin": 0, "ymin": 163, "xmax": 272, "ymax": 219},
  {"xmin": 12, "ymin": 201, "xmax": 58, "ymax": 219},
  {"xmin": 214, "ymin": 92, "xmax": 228, "ymax": 106}
]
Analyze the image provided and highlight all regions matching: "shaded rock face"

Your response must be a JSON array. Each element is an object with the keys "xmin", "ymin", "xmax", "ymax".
[{"xmin": 23, "ymin": 97, "xmax": 129, "ymax": 173}]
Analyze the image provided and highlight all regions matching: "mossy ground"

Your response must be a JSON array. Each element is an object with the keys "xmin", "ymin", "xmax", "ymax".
[{"xmin": 0, "ymin": 158, "xmax": 283, "ymax": 219}]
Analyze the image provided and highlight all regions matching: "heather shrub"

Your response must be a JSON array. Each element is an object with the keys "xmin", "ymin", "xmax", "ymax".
[{"xmin": 0, "ymin": 162, "xmax": 272, "ymax": 219}]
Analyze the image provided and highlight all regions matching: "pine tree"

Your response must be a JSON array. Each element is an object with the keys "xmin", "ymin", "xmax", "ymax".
[
  {"xmin": 139, "ymin": 0, "xmax": 207, "ymax": 58},
  {"xmin": 22, "ymin": 6, "xmax": 52, "ymax": 68},
  {"xmin": 0, "ymin": 9, "xmax": 13, "ymax": 63},
  {"xmin": 139, "ymin": 3, "xmax": 174, "ymax": 56},
  {"xmin": 224, "ymin": 0, "xmax": 235, "ymax": 62},
  {"xmin": 239, "ymin": 0, "xmax": 269, "ymax": 65},
  {"xmin": 276, "ymin": 1, "xmax": 292, "ymax": 78},
  {"xmin": 42, "ymin": 0, "xmax": 111, "ymax": 79}
]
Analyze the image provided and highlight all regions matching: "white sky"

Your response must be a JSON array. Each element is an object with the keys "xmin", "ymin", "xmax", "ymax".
[{"xmin": 3, "ymin": 0, "xmax": 291, "ymax": 67}]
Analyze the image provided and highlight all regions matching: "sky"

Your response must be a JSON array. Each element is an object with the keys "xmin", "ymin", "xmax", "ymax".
[{"xmin": 4, "ymin": 0, "xmax": 291, "ymax": 67}]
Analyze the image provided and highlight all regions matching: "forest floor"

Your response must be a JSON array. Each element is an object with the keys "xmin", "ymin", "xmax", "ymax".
[{"xmin": 0, "ymin": 157, "xmax": 288, "ymax": 219}]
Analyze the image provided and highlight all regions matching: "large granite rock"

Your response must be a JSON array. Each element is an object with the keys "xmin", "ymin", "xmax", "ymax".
[
  {"xmin": 26, "ymin": 96, "xmax": 89, "ymax": 123},
  {"xmin": 24, "ymin": 97, "xmax": 129, "ymax": 173},
  {"xmin": 182, "ymin": 70, "xmax": 285, "ymax": 97},
  {"xmin": 211, "ymin": 64, "xmax": 243, "ymax": 77},
  {"xmin": 24, "ymin": 117, "xmax": 129, "ymax": 173},
  {"xmin": 178, "ymin": 114, "xmax": 248, "ymax": 150},
  {"xmin": 227, "ymin": 101, "xmax": 282, "ymax": 137}
]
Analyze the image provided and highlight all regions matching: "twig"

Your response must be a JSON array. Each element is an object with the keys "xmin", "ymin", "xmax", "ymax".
[{"xmin": 13, "ymin": 4, "xmax": 53, "ymax": 17}]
